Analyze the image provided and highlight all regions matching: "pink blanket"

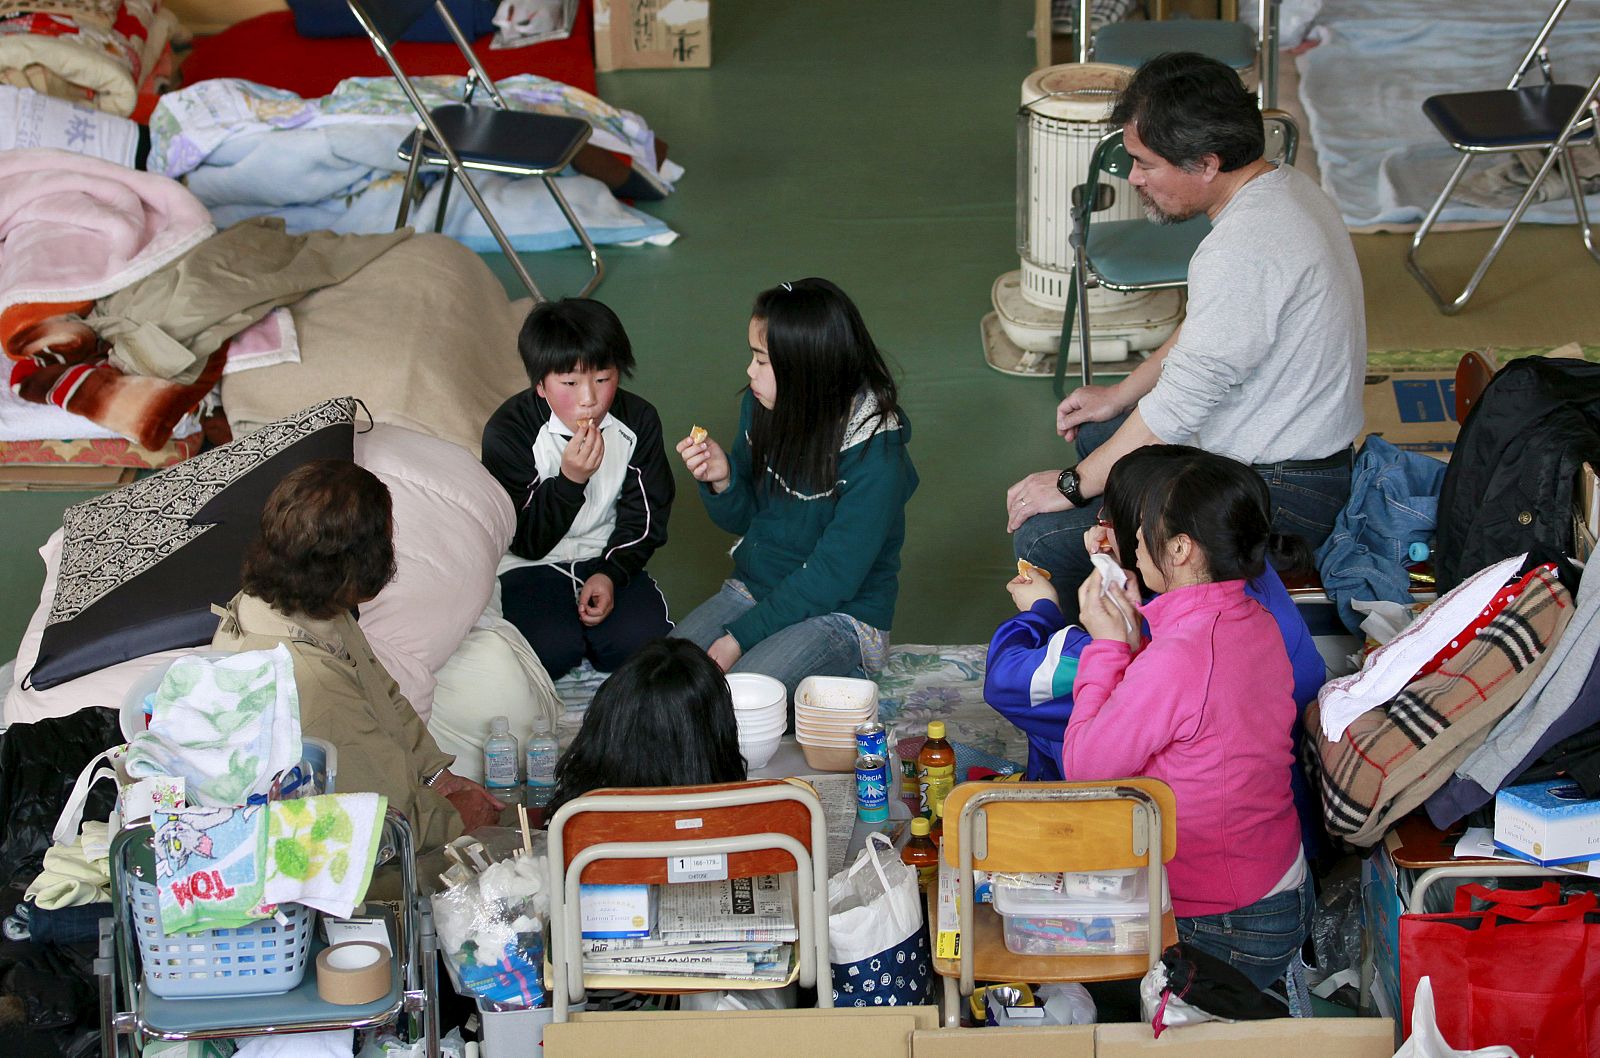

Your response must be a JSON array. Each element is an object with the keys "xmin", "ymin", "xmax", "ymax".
[{"xmin": 0, "ymin": 148, "xmax": 213, "ymax": 319}]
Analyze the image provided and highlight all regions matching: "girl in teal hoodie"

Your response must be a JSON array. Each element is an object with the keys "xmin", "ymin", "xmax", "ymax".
[{"xmin": 673, "ymin": 278, "xmax": 919, "ymax": 702}]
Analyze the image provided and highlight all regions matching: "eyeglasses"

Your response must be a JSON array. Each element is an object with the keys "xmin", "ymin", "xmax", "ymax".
[{"xmin": 1096, "ymin": 507, "xmax": 1111, "ymax": 529}]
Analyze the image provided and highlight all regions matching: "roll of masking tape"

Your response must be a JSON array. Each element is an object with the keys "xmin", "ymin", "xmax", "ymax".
[{"xmin": 316, "ymin": 940, "xmax": 390, "ymax": 1005}]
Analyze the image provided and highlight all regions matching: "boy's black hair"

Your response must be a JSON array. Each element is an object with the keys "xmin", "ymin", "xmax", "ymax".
[
  {"xmin": 1103, "ymin": 445, "xmax": 1313, "ymax": 589},
  {"xmin": 516, "ymin": 297, "xmax": 636, "ymax": 384},
  {"xmin": 747, "ymin": 277, "xmax": 899, "ymax": 495},
  {"xmin": 1109, "ymin": 52, "xmax": 1264, "ymax": 173},
  {"xmin": 546, "ymin": 638, "xmax": 746, "ymax": 816}
]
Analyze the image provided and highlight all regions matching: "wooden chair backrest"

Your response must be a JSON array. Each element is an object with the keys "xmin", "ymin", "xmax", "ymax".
[
  {"xmin": 1455, "ymin": 349, "xmax": 1498, "ymax": 424},
  {"xmin": 554, "ymin": 778, "xmax": 818, "ymax": 884},
  {"xmin": 939, "ymin": 778, "xmax": 1177, "ymax": 873}
]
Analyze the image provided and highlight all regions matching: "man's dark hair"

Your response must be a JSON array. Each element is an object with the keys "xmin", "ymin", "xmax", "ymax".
[
  {"xmin": 516, "ymin": 297, "xmax": 636, "ymax": 384},
  {"xmin": 1109, "ymin": 52, "xmax": 1264, "ymax": 172},
  {"xmin": 241, "ymin": 460, "xmax": 397, "ymax": 620},
  {"xmin": 547, "ymin": 638, "xmax": 746, "ymax": 815}
]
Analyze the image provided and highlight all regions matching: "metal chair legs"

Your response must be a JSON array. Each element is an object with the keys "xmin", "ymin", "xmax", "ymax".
[
  {"xmin": 1407, "ymin": 144, "xmax": 1600, "ymax": 315},
  {"xmin": 541, "ymin": 175, "xmax": 605, "ymax": 298}
]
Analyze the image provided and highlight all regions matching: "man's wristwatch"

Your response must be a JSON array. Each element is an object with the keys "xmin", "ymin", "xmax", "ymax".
[{"xmin": 1056, "ymin": 468, "xmax": 1087, "ymax": 507}]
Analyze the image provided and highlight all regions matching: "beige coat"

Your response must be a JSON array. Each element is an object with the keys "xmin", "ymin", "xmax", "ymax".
[{"xmin": 211, "ymin": 592, "xmax": 462, "ymax": 850}]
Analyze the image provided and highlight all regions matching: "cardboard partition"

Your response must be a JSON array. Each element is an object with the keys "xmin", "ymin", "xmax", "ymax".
[
  {"xmin": 1094, "ymin": 1019, "xmax": 1397, "ymax": 1055},
  {"xmin": 593, "ymin": 0, "xmax": 711, "ymax": 70},
  {"xmin": 543, "ymin": 1005, "xmax": 939, "ymax": 1057},
  {"xmin": 915, "ymin": 1024, "xmax": 1095, "ymax": 1057},
  {"xmin": 1361, "ymin": 370, "xmax": 1458, "ymax": 459}
]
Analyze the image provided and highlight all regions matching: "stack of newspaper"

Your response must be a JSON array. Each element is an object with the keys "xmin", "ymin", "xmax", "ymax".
[{"xmin": 581, "ymin": 874, "xmax": 798, "ymax": 981}]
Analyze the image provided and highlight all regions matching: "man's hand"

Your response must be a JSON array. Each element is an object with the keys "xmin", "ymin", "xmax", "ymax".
[
  {"xmin": 578, "ymin": 572, "xmax": 615, "ymax": 627},
  {"xmin": 560, "ymin": 420, "xmax": 605, "ymax": 485},
  {"xmin": 1006, "ymin": 572, "xmax": 1060, "ymax": 613},
  {"xmin": 1057, "ymin": 384, "xmax": 1126, "ymax": 442},
  {"xmin": 707, "ymin": 633, "xmax": 743, "ymax": 672},
  {"xmin": 676, "ymin": 432, "xmax": 732, "ymax": 493},
  {"xmin": 1006, "ymin": 470, "xmax": 1072, "ymax": 533},
  {"xmin": 432, "ymin": 771, "xmax": 506, "ymax": 832}
]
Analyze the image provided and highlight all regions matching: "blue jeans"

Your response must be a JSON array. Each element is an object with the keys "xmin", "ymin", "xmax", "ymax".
[
  {"xmin": 670, "ymin": 579, "xmax": 868, "ymax": 706},
  {"xmin": 1176, "ymin": 875, "xmax": 1315, "ymax": 991},
  {"xmin": 1012, "ymin": 414, "xmax": 1352, "ymax": 622}
]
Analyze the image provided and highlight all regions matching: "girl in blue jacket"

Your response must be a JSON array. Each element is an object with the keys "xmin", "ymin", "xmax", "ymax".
[
  {"xmin": 673, "ymin": 278, "xmax": 919, "ymax": 700},
  {"xmin": 986, "ymin": 445, "xmax": 1327, "ymax": 853}
]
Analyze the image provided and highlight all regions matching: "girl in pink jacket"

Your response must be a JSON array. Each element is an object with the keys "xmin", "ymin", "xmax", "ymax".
[{"xmin": 1062, "ymin": 446, "xmax": 1311, "ymax": 989}]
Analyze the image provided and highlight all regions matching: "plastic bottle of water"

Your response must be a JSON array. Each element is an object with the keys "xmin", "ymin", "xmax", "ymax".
[
  {"xmin": 483, "ymin": 715, "xmax": 519, "ymax": 791},
  {"xmin": 524, "ymin": 712, "xmax": 559, "ymax": 809}
]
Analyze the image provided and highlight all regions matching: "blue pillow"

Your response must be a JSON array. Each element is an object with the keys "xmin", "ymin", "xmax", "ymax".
[{"xmin": 291, "ymin": 0, "xmax": 499, "ymax": 42}]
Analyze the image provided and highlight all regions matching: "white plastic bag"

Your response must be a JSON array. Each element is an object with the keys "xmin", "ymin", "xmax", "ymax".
[
  {"xmin": 1394, "ymin": 977, "xmax": 1519, "ymax": 1058},
  {"xmin": 827, "ymin": 832, "xmax": 930, "ymax": 1007}
]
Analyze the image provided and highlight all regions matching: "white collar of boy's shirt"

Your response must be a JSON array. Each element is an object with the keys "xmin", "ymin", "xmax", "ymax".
[{"xmin": 547, "ymin": 411, "xmax": 618, "ymax": 438}]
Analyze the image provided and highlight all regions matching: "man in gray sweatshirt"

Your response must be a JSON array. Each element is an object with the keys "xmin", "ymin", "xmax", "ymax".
[{"xmin": 1007, "ymin": 52, "xmax": 1365, "ymax": 615}]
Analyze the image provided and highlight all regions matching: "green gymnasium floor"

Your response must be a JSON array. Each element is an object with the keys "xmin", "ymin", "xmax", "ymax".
[
  {"xmin": 4, "ymin": 0, "xmax": 1598, "ymax": 664},
  {"xmin": 1, "ymin": 0, "xmax": 1057, "ymax": 660}
]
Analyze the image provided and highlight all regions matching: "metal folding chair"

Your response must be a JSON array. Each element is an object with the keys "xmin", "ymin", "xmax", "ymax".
[
  {"xmin": 1054, "ymin": 109, "xmax": 1298, "ymax": 397},
  {"xmin": 1070, "ymin": 0, "xmax": 1281, "ymax": 108},
  {"xmin": 545, "ymin": 779, "xmax": 831, "ymax": 1021},
  {"xmin": 1405, "ymin": 0, "xmax": 1600, "ymax": 315},
  {"xmin": 346, "ymin": 0, "xmax": 603, "ymax": 302}
]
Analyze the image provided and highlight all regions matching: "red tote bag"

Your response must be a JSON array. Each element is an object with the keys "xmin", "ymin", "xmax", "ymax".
[{"xmin": 1400, "ymin": 882, "xmax": 1600, "ymax": 1056}]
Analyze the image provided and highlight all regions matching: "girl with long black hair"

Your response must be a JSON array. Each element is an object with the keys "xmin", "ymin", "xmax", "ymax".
[{"xmin": 672, "ymin": 278, "xmax": 919, "ymax": 700}]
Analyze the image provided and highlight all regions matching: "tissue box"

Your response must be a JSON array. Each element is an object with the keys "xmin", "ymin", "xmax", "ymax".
[
  {"xmin": 1495, "ymin": 780, "xmax": 1600, "ymax": 867},
  {"xmin": 579, "ymin": 884, "xmax": 657, "ymax": 938}
]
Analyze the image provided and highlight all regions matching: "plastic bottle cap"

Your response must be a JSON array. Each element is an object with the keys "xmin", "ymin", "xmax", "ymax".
[
  {"xmin": 911, "ymin": 817, "xmax": 931, "ymax": 836},
  {"xmin": 1409, "ymin": 541, "xmax": 1431, "ymax": 563},
  {"xmin": 529, "ymin": 711, "xmax": 551, "ymax": 735},
  {"xmin": 489, "ymin": 716, "xmax": 509, "ymax": 735},
  {"xmin": 926, "ymin": 720, "xmax": 945, "ymax": 739}
]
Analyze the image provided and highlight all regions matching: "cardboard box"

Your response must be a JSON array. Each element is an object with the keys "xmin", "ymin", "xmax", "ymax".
[
  {"xmin": 1494, "ymin": 779, "xmax": 1600, "ymax": 866},
  {"xmin": 915, "ymin": 1024, "xmax": 1094, "ymax": 1057},
  {"xmin": 1361, "ymin": 370, "xmax": 1459, "ymax": 459},
  {"xmin": 544, "ymin": 1005, "xmax": 938, "ymax": 1057},
  {"xmin": 593, "ymin": 0, "xmax": 710, "ymax": 71},
  {"xmin": 1092, "ymin": 1019, "xmax": 1397, "ymax": 1056}
]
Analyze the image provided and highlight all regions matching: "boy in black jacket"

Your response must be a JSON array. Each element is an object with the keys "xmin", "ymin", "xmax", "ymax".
[{"xmin": 482, "ymin": 299, "xmax": 674, "ymax": 678}]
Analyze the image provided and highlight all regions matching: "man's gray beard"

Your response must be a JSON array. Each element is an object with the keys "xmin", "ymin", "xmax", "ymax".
[{"xmin": 1138, "ymin": 192, "xmax": 1196, "ymax": 226}]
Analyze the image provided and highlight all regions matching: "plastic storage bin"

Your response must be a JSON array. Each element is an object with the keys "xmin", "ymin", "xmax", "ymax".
[{"xmin": 992, "ymin": 871, "xmax": 1168, "ymax": 956}]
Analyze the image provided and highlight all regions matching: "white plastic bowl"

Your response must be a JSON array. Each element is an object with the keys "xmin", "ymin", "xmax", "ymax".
[
  {"xmin": 793, "ymin": 675, "xmax": 878, "ymax": 717},
  {"xmin": 739, "ymin": 734, "xmax": 783, "ymax": 770},
  {"xmin": 727, "ymin": 673, "xmax": 787, "ymax": 713}
]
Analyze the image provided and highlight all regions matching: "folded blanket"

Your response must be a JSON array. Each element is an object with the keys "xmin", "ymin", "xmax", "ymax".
[
  {"xmin": 24, "ymin": 820, "xmax": 111, "ymax": 909},
  {"xmin": 0, "ymin": 85, "xmax": 139, "ymax": 165},
  {"xmin": 0, "ymin": 1, "xmax": 176, "ymax": 117},
  {"xmin": 147, "ymin": 76, "xmax": 678, "ymax": 253},
  {"xmin": 0, "ymin": 375, "xmax": 199, "ymax": 443},
  {"xmin": 88, "ymin": 218, "xmax": 409, "ymax": 384},
  {"xmin": 152, "ymin": 803, "xmax": 268, "ymax": 933},
  {"xmin": 125, "ymin": 646, "xmax": 303, "ymax": 808},
  {"xmin": 0, "ymin": 148, "xmax": 213, "ymax": 323}
]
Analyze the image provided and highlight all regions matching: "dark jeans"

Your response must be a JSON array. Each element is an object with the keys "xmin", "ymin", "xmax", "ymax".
[
  {"xmin": 500, "ymin": 560, "xmax": 672, "ymax": 679},
  {"xmin": 1012, "ymin": 414, "xmax": 1351, "ymax": 622},
  {"xmin": 1176, "ymin": 875, "xmax": 1315, "ymax": 991}
]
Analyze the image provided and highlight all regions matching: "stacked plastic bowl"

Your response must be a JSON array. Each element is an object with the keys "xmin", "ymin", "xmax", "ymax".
[
  {"xmin": 727, "ymin": 673, "xmax": 787, "ymax": 770},
  {"xmin": 794, "ymin": 675, "xmax": 880, "ymax": 772}
]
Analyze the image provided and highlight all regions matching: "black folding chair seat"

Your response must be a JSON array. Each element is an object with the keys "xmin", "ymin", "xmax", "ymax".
[
  {"xmin": 1423, "ymin": 84, "xmax": 1596, "ymax": 150},
  {"xmin": 1405, "ymin": 0, "xmax": 1599, "ymax": 315},
  {"xmin": 348, "ymin": 0, "xmax": 603, "ymax": 300},
  {"xmin": 404, "ymin": 104, "xmax": 591, "ymax": 172}
]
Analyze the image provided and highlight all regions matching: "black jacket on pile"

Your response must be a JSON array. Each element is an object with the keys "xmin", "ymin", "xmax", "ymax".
[
  {"xmin": 1435, "ymin": 356, "xmax": 1600, "ymax": 594},
  {"xmin": 0, "ymin": 707, "xmax": 121, "ymax": 1057}
]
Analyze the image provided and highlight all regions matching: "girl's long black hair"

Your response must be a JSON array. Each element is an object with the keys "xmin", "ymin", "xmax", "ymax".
[
  {"xmin": 1102, "ymin": 445, "xmax": 1314, "ymax": 592},
  {"xmin": 546, "ymin": 638, "xmax": 747, "ymax": 815},
  {"xmin": 747, "ymin": 278, "xmax": 899, "ymax": 496}
]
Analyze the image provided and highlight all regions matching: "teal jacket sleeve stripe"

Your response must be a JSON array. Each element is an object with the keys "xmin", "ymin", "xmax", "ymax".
[{"xmin": 725, "ymin": 432, "xmax": 911, "ymax": 650}]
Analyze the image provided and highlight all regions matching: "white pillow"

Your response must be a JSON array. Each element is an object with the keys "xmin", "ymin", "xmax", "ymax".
[{"xmin": 5, "ymin": 423, "xmax": 513, "ymax": 726}]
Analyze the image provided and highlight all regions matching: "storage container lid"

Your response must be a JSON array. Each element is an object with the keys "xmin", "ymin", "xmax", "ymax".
[{"xmin": 991, "ymin": 870, "xmax": 1169, "ymax": 918}]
